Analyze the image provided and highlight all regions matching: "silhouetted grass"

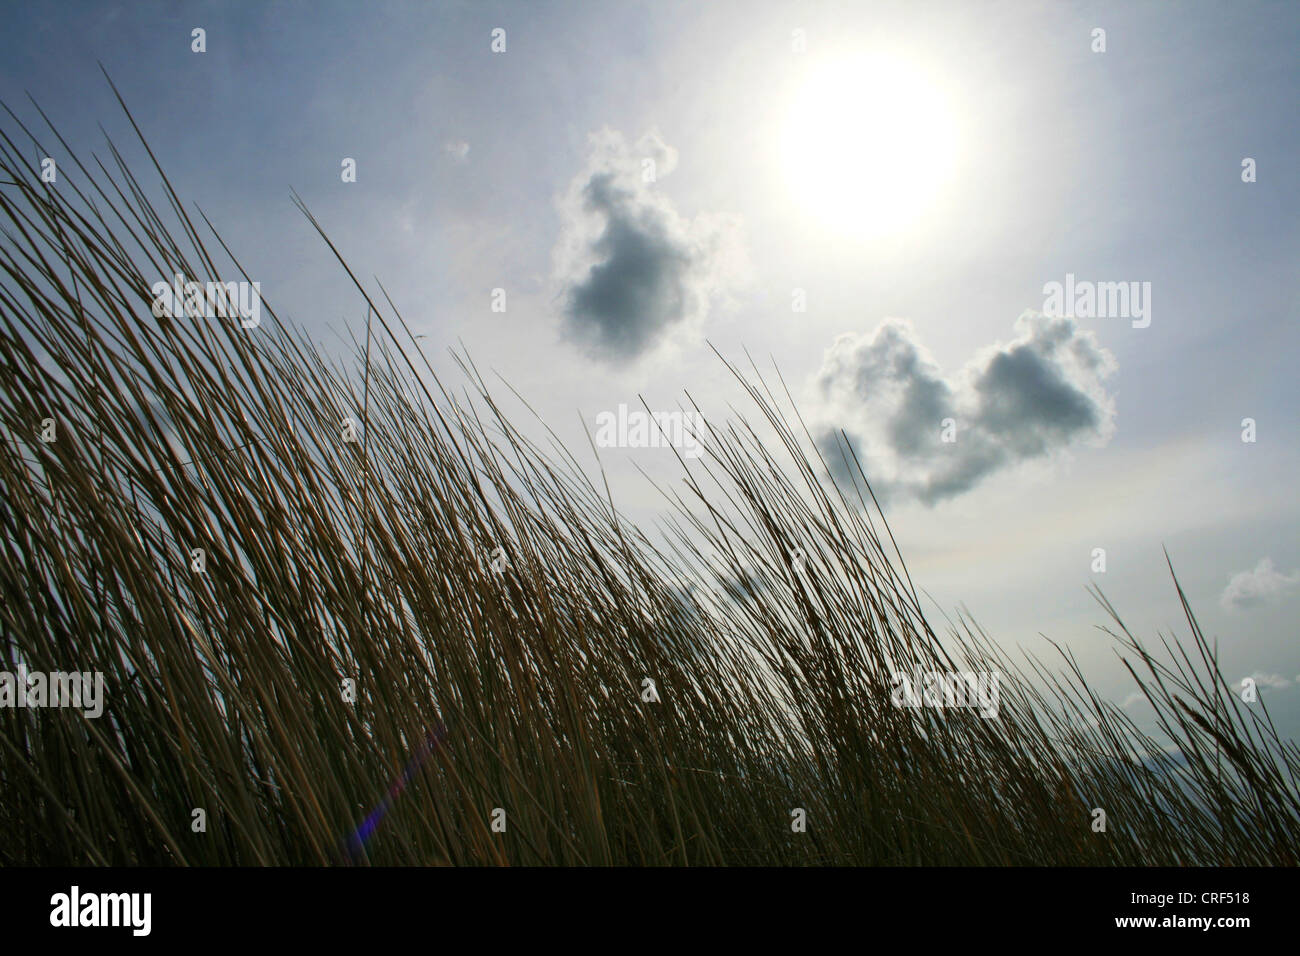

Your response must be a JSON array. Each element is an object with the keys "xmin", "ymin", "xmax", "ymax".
[{"xmin": 1, "ymin": 81, "xmax": 1296, "ymax": 865}]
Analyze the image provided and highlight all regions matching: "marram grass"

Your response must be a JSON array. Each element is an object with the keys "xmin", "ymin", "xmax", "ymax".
[{"xmin": 0, "ymin": 83, "xmax": 1297, "ymax": 866}]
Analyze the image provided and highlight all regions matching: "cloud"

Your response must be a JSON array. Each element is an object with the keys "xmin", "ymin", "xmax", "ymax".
[
  {"xmin": 1231, "ymin": 672, "xmax": 1293, "ymax": 694},
  {"xmin": 809, "ymin": 313, "xmax": 1117, "ymax": 505},
  {"xmin": 443, "ymin": 141, "xmax": 470, "ymax": 163},
  {"xmin": 1219, "ymin": 558, "xmax": 1300, "ymax": 611},
  {"xmin": 552, "ymin": 128, "xmax": 745, "ymax": 363}
]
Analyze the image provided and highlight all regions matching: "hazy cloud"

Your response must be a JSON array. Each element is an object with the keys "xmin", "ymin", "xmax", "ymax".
[
  {"xmin": 1220, "ymin": 558, "xmax": 1300, "ymax": 610},
  {"xmin": 811, "ymin": 313, "xmax": 1117, "ymax": 505},
  {"xmin": 1232, "ymin": 672, "xmax": 1294, "ymax": 694},
  {"xmin": 552, "ymin": 128, "xmax": 744, "ymax": 363},
  {"xmin": 443, "ymin": 140, "xmax": 470, "ymax": 163}
]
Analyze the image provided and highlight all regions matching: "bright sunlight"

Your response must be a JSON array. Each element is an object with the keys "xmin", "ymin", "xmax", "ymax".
[{"xmin": 781, "ymin": 52, "xmax": 962, "ymax": 241}]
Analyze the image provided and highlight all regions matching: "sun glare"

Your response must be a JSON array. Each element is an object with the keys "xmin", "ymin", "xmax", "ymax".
[{"xmin": 781, "ymin": 53, "xmax": 962, "ymax": 241}]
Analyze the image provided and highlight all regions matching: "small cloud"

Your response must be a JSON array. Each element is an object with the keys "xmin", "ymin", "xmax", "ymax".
[
  {"xmin": 1231, "ymin": 672, "xmax": 1293, "ymax": 694},
  {"xmin": 808, "ymin": 312, "xmax": 1116, "ymax": 505},
  {"xmin": 1119, "ymin": 692, "xmax": 1147, "ymax": 709},
  {"xmin": 1219, "ymin": 558, "xmax": 1300, "ymax": 611},
  {"xmin": 551, "ymin": 127, "xmax": 746, "ymax": 364},
  {"xmin": 443, "ymin": 141, "xmax": 470, "ymax": 163}
]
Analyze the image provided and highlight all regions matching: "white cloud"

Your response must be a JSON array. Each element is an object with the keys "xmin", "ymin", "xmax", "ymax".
[
  {"xmin": 443, "ymin": 141, "xmax": 470, "ymax": 163},
  {"xmin": 1231, "ymin": 672, "xmax": 1293, "ymax": 693},
  {"xmin": 1219, "ymin": 558, "xmax": 1300, "ymax": 611}
]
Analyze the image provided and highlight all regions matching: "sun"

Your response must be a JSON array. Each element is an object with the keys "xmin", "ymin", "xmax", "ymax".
[{"xmin": 781, "ymin": 52, "xmax": 962, "ymax": 241}]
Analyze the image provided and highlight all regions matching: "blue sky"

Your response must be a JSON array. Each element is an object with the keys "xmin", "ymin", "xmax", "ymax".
[{"xmin": 3, "ymin": 0, "xmax": 1298, "ymax": 739}]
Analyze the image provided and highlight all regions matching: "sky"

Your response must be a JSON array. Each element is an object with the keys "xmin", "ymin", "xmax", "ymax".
[{"xmin": 2, "ymin": 0, "xmax": 1298, "ymax": 740}]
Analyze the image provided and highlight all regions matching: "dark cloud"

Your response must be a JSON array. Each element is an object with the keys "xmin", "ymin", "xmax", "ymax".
[
  {"xmin": 812, "ymin": 313, "xmax": 1116, "ymax": 506},
  {"xmin": 553, "ymin": 129, "xmax": 743, "ymax": 363}
]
